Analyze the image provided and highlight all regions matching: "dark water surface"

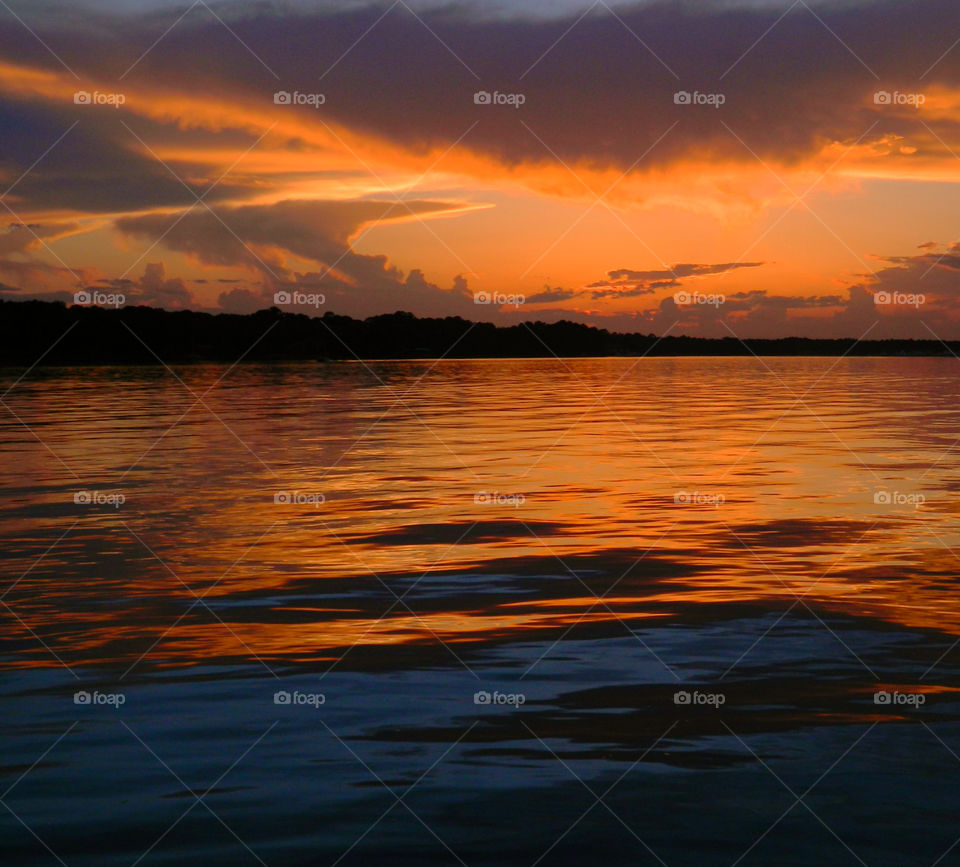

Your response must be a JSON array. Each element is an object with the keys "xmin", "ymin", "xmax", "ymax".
[{"xmin": 2, "ymin": 357, "xmax": 960, "ymax": 865}]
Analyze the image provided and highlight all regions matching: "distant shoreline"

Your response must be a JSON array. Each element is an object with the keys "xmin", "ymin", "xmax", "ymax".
[{"xmin": 1, "ymin": 299, "xmax": 956, "ymax": 364}]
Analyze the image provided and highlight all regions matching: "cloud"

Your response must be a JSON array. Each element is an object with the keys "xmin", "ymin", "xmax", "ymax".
[
  {"xmin": 525, "ymin": 286, "xmax": 580, "ymax": 304},
  {"xmin": 603, "ymin": 262, "xmax": 767, "ymax": 283},
  {"xmin": 0, "ymin": 221, "xmax": 93, "ymax": 286},
  {"xmin": 834, "ymin": 241, "xmax": 960, "ymax": 337},
  {"xmin": 133, "ymin": 262, "xmax": 194, "ymax": 308},
  {"xmin": 115, "ymin": 198, "xmax": 462, "ymax": 274},
  {"xmin": 3, "ymin": 1, "xmax": 960, "ymax": 336},
  {"xmin": 0, "ymin": 97, "xmax": 254, "ymax": 215},
  {"xmin": 629, "ymin": 246, "xmax": 960, "ymax": 338},
  {"xmin": 579, "ymin": 260, "xmax": 766, "ymax": 299},
  {"xmin": 115, "ymin": 198, "xmax": 483, "ymax": 318},
  {"xmin": 2, "ymin": 0, "xmax": 960, "ymax": 218},
  {"xmin": 88, "ymin": 262, "xmax": 197, "ymax": 308},
  {"xmin": 218, "ymin": 286, "xmax": 270, "ymax": 314},
  {"xmin": 0, "ymin": 285, "xmax": 75, "ymax": 304}
]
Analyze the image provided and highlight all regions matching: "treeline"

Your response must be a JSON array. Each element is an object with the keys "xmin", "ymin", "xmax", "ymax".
[{"xmin": 0, "ymin": 299, "xmax": 955, "ymax": 364}]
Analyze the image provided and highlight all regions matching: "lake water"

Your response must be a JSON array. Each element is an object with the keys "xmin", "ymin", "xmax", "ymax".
[{"xmin": 2, "ymin": 357, "xmax": 960, "ymax": 866}]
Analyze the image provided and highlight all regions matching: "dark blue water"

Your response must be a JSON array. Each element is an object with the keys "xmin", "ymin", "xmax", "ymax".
[{"xmin": 2, "ymin": 358, "xmax": 960, "ymax": 865}]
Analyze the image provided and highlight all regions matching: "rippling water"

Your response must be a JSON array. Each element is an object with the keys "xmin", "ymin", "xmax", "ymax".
[{"xmin": 2, "ymin": 357, "xmax": 960, "ymax": 865}]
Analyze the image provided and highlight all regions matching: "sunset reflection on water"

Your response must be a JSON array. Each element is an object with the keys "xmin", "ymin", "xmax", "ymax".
[{"xmin": 3, "ymin": 357, "xmax": 960, "ymax": 671}]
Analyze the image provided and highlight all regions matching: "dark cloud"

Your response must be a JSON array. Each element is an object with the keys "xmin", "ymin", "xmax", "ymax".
[
  {"xmin": 525, "ymin": 286, "xmax": 579, "ymax": 304},
  {"xmin": 80, "ymin": 262, "xmax": 197, "ymax": 308},
  {"xmin": 605, "ymin": 263, "xmax": 767, "ymax": 283},
  {"xmin": 583, "ymin": 260, "xmax": 766, "ymax": 299},
  {"xmin": 0, "ymin": 102, "xmax": 251, "ymax": 214},
  {"xmin": 2, "ymin": 0, "xmax": 960, "ymax": 216},
  {"xmin": 218, "ymin": 286, "xmax": 271, "ymax": 314},
  {"xmin": 0, "ymin": 221, "xmax": 89, "ymax": 286},
  {"xmin": 115, "ymin": 198, "xmax": 463, "ymax": 273},
  {"xmin": 116, "ymin": 198, "xmax": 484, "ymax": 318},
  {"xmin": 133, "ymin": 262, "xmax": 194, "ymax": 308},
  {"xmin": 833, "ymin": 241, "xmax": 960, "ymax": 337},
  {"xmin": 0, "ymin": 286, "xmax": 74, "ymax": 304},
  {"xmin": 589, "ymin": 283, "xmax": 663, "ymax": 300},
  {"xmin": 515, "ymin": 262, "xmax": 960, "ymax": 338}
]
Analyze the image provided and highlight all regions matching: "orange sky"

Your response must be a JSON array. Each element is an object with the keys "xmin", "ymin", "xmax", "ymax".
[{"xmin": 2, "ymin": 0, "xmax": 960, "ymax": 337}]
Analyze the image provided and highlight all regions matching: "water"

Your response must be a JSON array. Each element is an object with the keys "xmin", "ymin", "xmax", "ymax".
[{"xmin": 2, "ymin": 357, "xmax": 960, "ymax": 865}]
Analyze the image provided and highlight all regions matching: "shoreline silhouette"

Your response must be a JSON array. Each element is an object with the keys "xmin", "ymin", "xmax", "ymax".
[{"xmin": 1, "ymin": 298, "xmax": 955, "ymax": 364}]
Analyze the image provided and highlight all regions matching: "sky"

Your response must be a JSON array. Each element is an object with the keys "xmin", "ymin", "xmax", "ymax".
[{"xmin": 1, "ymin": 0, "xmax": 960, "ymax": 338}]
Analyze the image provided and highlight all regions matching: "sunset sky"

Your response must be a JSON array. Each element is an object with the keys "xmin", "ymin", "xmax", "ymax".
[{"xmin": 3, "ymin": 0, "xmax": 960, "ymax": 337}]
